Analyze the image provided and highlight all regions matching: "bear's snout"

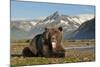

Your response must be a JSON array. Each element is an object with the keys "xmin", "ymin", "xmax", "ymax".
[{"xmin": 52, "ymin": 42, "xmax": 56, "ymax": 48}]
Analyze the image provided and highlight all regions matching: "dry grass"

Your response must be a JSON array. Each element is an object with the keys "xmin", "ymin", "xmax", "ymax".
[
  {"xmin": 63, "ymin": 40, "xmax": 95, "ymax": 47},
  {"xmin": 11, "ymin": 50, "xmax": 95, "ymax": 67},
  {"xmin": 10, "ymin": 40, "xmax": 95, "ymax": 67}
]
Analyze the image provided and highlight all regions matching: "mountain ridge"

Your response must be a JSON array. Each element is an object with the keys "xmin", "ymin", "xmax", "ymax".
[{"xmin": 11, "ymin": 11, "xmax": 95, "ymax": 40}]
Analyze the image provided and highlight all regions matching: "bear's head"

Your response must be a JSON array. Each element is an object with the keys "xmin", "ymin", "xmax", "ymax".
[{"xmin": 43, "ymin": 27, "xmax": 65, "ymax": 55}]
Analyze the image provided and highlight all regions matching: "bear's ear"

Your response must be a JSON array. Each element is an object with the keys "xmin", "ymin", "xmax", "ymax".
[{"xmin": 58, "ymin": 27, "xmax": 63, "ymax": 31}]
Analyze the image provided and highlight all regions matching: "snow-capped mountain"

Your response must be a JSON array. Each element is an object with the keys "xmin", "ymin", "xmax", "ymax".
[
  {"xmin": 38, "ymin": 11, "xmax": 94, "ymax": 31},
  {"xmin": 72, "ymin": 18, "xmax": 95, "ymax": 39},
  {"xmin": 11, "ymin": 20, "xmax": 36, "ymax": 32},
  {"xmin": 11, "ymin": 11, "xmax": 95, "ymax": 40}
]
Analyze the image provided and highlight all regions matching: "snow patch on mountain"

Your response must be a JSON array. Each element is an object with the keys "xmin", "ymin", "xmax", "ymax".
[
  {"xmin": 11, "ymin": 11, "xmax": 95, "ymax": 40},
  {"xmin": 76, "ymin": 14, "xmax": 95, "ymax": 24}
]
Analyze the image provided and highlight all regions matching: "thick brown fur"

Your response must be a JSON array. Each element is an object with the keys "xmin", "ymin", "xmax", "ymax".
[
  {"xmin": 22, "ymin": 47, "xmax": 35, "ymax": 57},
  {"xmin": 22, "ymin": 27, "xmax": 65, "ymax": 57}
]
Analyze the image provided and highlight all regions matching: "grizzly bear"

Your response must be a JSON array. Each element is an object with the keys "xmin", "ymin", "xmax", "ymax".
[{"xmin": 22, "ymin": 27, "xmax": 65, "ymax": 57}]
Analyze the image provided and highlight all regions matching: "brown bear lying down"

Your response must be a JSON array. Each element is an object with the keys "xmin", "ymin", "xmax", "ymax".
[{"xmin": 22, "ymin": 27, "xmax": 65, "ymax": 57}]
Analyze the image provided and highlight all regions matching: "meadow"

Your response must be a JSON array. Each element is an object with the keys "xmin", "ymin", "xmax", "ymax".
[{"xmin": 11, "ymin": 39, "xmax": 95, "ymax": 67}]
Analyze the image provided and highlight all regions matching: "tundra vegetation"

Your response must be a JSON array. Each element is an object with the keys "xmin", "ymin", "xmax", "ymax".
[{"xmin": 11, "ymin": 39, "xmax": 95, "ymax": 67}]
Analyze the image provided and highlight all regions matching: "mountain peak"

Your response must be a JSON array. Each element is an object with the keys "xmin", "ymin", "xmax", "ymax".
[
  {"xmin": 43, "ymin": 11, "xmax": 60, "ymax": 22},
  {"xmin": 49, "ymin": 11, "xmax": 60, "ymax": 20},
  {"xmin": 52, "ymin": 11, "xmax": 59, "ymax": 16}
]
